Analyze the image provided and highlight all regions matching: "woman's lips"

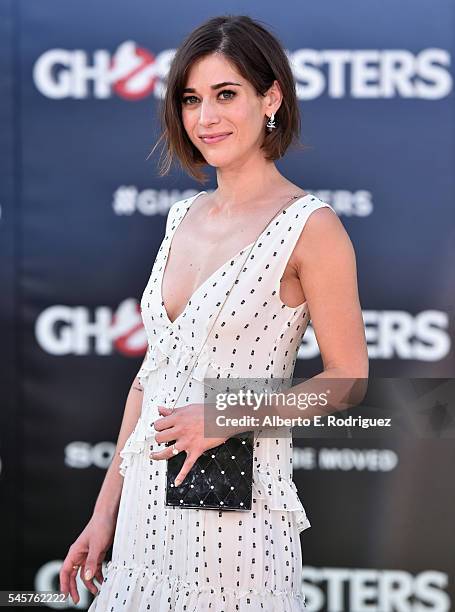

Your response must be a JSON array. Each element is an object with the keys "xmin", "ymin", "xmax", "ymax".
[{"xmin": 200, "ymin": 133, "xmax": 232, "ymax": 144}]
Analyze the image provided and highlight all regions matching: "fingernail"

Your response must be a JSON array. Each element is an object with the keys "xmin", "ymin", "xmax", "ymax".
[
  {"xmin": 174, "ymin": 478, "xmax": 181, "ymax": 486},
  {"xmin": 84, "ymin": 569, "xmax": 92, "ymax": 580}
]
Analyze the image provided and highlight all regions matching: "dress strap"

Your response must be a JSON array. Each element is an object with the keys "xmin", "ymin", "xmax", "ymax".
[{"xmin": 245, "ymin": 195, "xmax": 338, "ymax": 305}]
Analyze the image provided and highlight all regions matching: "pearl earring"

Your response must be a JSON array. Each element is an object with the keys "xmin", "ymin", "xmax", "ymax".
[{"xmin": 266, "ymin": 112, "xmax": 276, "ymax": 131}]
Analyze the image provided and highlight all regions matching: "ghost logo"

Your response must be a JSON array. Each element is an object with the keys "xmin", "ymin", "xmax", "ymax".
[
  {"xmin": 110, "ymin": 42, "xmax": 158, "ymax": 100},
  {"xmin": 33, "ymin": 42, "xmax": 174, "ymax": 100}
]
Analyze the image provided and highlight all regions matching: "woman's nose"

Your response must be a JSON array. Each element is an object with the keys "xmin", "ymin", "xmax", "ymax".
[{"xmin": 198, "ymin": 99, "xmax": 220, "ymax": 126}]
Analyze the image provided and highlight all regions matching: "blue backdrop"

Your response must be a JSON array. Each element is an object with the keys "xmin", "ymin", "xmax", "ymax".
[{"xmin": 1, "ymin": 1, "xmax": 454, "ymax": 609}]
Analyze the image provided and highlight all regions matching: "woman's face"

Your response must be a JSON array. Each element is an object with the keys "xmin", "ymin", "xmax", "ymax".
[{"xmin": 180, "ymin": 53, "xmax": 280, "ymax": 169}]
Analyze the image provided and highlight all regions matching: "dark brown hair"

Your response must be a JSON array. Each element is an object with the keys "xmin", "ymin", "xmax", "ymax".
[{"xmin": 149, "ymin": 14, "xmax": 304, "ymax": 183}]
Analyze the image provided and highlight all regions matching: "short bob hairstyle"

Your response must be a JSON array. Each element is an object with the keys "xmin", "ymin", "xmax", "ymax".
[{"xmin": 150, "ymin": 14, "xmax": 304, "ymax": 183}]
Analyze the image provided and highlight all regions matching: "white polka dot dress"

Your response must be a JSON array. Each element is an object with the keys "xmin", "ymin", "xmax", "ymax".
[{"xmin": 88, "ymin": 191, "xmax": 337, "ymax": 611}]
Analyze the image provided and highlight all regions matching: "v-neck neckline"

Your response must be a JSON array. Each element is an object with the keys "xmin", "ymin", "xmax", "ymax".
[{"xmin": 159, "ymin": 190, "xmax": 313, "ymax": 325}]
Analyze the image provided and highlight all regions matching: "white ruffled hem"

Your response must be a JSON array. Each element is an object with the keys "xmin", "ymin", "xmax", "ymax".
[{"xmin": 88, "ymin": 563, "xmax": 307, "ymax": 611}]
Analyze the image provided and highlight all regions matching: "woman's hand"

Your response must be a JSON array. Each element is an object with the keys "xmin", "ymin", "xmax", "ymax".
[
  {"xmin": 59, "ymin": 513, "xmax": 116, "ymax": 605},
  {"xmin": 150, "ymin": 404, "xmax": 229, "ymax": 486}
]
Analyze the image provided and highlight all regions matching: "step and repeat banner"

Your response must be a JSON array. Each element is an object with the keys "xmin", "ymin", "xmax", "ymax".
[{"xmin": 1, "ymin": 0, "xmax": 454, "ymax": 609}]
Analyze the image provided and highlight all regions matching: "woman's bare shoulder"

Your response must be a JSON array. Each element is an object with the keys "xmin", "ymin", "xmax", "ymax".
[{"xmin": 292, "ymin": 196, "xmax": 345, "ymax": 268}]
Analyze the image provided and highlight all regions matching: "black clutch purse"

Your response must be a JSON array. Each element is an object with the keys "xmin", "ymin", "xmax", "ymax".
[
  {"xmin": 165, "ymin": 432, "xmax": 254, "ymax": 510},
  {"xmin": 163, "ymin": 194, "xmax": 304, "ymax": 511}
]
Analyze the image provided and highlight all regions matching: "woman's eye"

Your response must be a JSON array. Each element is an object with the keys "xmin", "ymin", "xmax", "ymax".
[
  {"xmin": 219, "ymin": 89, "xmax": 236, "ymax": 100},
  {"xmin": 181, "ymin": 90, "xmax": 236, "ymax": 105},
  {"xmin": 182, "ymin": 95, "xmax": 198, "ymax": 105}
]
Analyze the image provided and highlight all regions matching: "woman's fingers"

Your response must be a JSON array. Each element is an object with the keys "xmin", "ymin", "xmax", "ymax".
[
  {"xmin": 154, "ymin": 426, "xmax": 181, "ymax": 445},
  {"xmin": 158, "ymin": 406, "xmax": 174, "ymax": 415},
  {"xmin": 69, "ymin": 565, "xmax": 81, "ymax": 604},
  {"xmin": 95, "ymin": 564, "xmax": 104, "ymax": 587},
  {"xmin": 150, "ymin": 445, "xmax": 201, "ymax": 487},
  {"xmin": 150, "ymin": 443, "xmax": 185, "ymax": 460},
  {"xmin": 69, "ymin": 568, "xmax": 79, "ymax": 604},
  {"xmin": 82, "ymin": 550, "xmax": 104, "ymax": 596},
  {"xmin": 152, "ymin": 406, "xmax": 176, "ymax": 431},
  {"xmin": 59, "ymin": 551, "xmax": 83, "ymax": 604},
  {"xmin": 81, "ymin": 567, "xmax": 99, "ymax": 596},
  {"xmin": 152, "ymin": 407, "xmax": 185, "ymax": 446},
  {"xmin": 59, "ymin": 559, "xmax": 70, "ymax": 598},
  {"xmin": 174, "ymin": 451, "xmax": 199, "ymax": 486}
]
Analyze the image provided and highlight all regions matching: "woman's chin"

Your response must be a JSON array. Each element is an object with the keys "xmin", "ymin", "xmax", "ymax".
[{"xmin": 203, "ymin": 152, "xmax": 239, "ymax": 168}]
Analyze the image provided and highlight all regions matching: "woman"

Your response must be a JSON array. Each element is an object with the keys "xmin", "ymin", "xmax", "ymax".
[{"xmin": 60, "ymin": 14, "xmax": 368, "ymax": 610}]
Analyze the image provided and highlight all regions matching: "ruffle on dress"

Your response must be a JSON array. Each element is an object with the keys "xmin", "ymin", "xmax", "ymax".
[
  {"xmin": 118, "ymin": 416, "xmax": 151, "ymax": 477},
  {"xmin": 253, "ymin": 465, "xmax": 311, "ymax": 534},
  {"xmin": 92, "ymin": 562, "xmax": 307, "ymax": 611},
  {"xmin": 136, "ymin": 325, "xmax": 241, "ymax": 389}
]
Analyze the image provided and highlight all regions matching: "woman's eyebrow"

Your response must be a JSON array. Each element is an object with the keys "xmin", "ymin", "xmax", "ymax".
[{"xmin": 183, "ymin": 81, "xmax": 242, "ymax": 93}]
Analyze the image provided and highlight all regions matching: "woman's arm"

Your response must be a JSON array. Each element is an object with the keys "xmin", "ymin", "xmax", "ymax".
[
  {"xmin": 274, "ymin": 206, "xmax": 369, "ymax": 416},
  {"xmin": 295, "ymin": 207, "xmax": 369, "ymax": 377},
  {"xmin": 59, "ymin": 366, "xmax": 145, "ymax": 603},
  {"xmin": 91, "ymin": 361, "xmax": 146, "ymax": 522}
]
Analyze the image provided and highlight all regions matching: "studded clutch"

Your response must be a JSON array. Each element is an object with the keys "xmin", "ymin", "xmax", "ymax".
[
  {"xmin": 165, "ymin": 432, "xmax": 254, "ymax": 510},
  {"xmin": 163, "ymin": 194, "xmax": 305, "ymax": 511}
]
